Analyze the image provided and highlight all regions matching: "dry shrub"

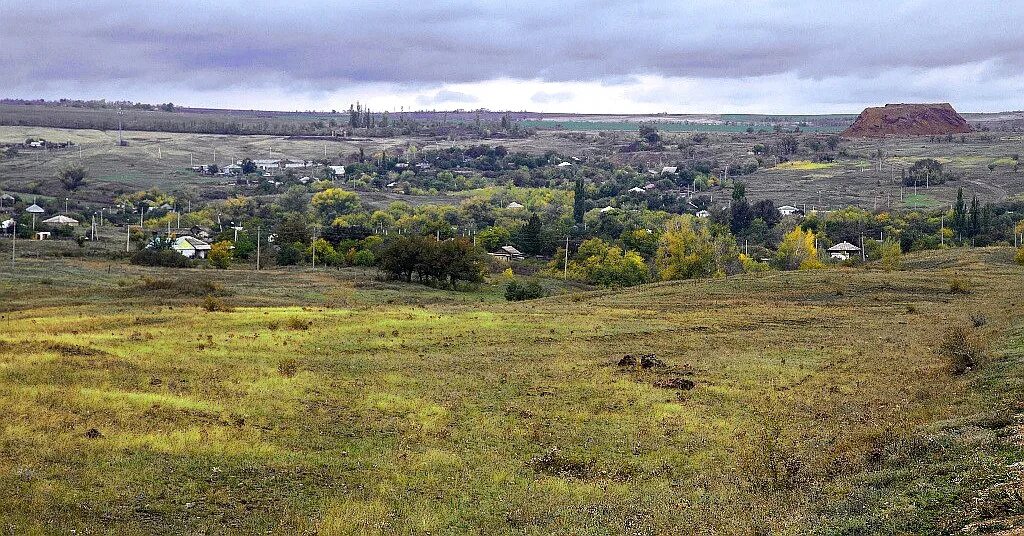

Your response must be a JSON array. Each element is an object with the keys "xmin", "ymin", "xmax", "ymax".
[
  {"xmin": 970, "ymin": 312, "xmax": 988, "ymax": 328},
  {"xmin": 286, "ymin": 317, "xmax": 311, "ymax": 330},
  {"xmin": 527, "ymin": 446, "xmax": 594, "ymax": 479},
  {"xmin": 267, "ymin": 320, "xmax": 281, "ymax": 331},
  {"xmin": 939, "ymin": 325, "xmax": 988, "ymax": 374},
  {"xmin": 278, "ymin": 358, "xmax": 299, "ymax": 377},
  {"xmin": 948, "ymin": 277, "xmax": 971, "ymax": 295},
  {"xmin": 201, "ymin": 296, "xmax": 234, "ymax": 312}
]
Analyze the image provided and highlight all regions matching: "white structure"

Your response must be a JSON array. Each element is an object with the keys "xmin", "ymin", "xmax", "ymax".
[
  {"xmin": 778, "ymin": 205, "xmax": 800, "ymax": 217},
  {"xmin": 222, "ymin": 164, "xmax": 243, "ymax": 175},
  {"xmin": 489, "ymin": 245, "xmax": 525, "ymax": 261},
  {"xmin": 171, "ymin": 236, "xmax": 212, "ymax": 259},
  {"xmin": 628, "ymin": 187, "xmax": 646, "ymax": 194},
  {"xmin": 827, "ymin": 241, "xmax": 861, "ymax": 261},
  {"xmin": 35, "ymin": 231, "xmax": 51, "ymax": 240},
  {"xmin": 644, "ymin": 183, "xmax": 656, "ymax": 190},
  {"xmin": 506, "ymin": 202, "xmax": 524, "ymax": 210},
  {"xmin": 556, "ymin": 161, "xmax": 572, "ymax": 167},
  {"xmin": 1, "ymin": 218, "xmax": 14, "ymax": 230},
  {"xmin": 695, "ymin": 209, "xmax": 711, "ymax": 219},
  {"xmin": 661, "ymin": 166, "xmax": 678, "ymax": 174},
  {"xmin": 599, "ymin": 206, "xmax": 615, "ymax": 213},
  {"xmin": 328, "ymin": 165, "xmax": 346, "ymax": 176},
  {"xmin": 42, "ymin": 215, "xmax": 79, "ymax": 226}
]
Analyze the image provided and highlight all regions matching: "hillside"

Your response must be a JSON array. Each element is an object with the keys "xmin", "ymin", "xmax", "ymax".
[
  {"xmin": 843, "ymin": 103, "xmax": 973, "ymax": 137},
  {"xmin": 0, "ymin": 248, "xmax": 1022, "ymax": 533}
]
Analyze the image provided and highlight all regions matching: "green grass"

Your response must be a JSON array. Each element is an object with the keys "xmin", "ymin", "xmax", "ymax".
[
  {"xmin": 1, "ymin": 248, "xmax": 1022, "ymax": 533},
  {"xmin": 774, "ymin": 160, "xmax": 837, "ymax": 171}
]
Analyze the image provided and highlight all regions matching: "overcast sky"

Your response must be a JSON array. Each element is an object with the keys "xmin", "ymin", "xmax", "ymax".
[{"xmin": 2, "ymin": 0, "xmax": 1022, "ymax": 114}]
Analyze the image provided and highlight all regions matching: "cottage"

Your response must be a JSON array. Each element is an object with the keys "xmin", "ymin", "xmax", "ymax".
[
  {"xmin": 827, "ymin": 241, "xmax": 861, "ymax": 261},
  {"xmin": 42, "ymin": 215, "xmax": 79, "ymax": 227},
  {"xmin": 489, "ymin": 245, "xmax": 525, "ymax": 261},
  {"xmin": 171, "ymin": 236, "xmax": 213, "ymax": 259},
  {"xmin": 506, "ymin": 202, "xmax": 524, "ymax": 210},
  {"xmin": 778, "ymin": 205, "xmax": 800, "ymax": 217}
]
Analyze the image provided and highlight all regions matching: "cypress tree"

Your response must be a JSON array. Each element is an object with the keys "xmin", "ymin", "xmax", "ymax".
[
  {"xmin": 953, "ymin": 187, "xmax": 966, "ymax": 237},
  {"xmin": 969, "ymin": 195, "xmax": 980, "ymax": 238},
  {"xmin": 573, "ymin": 176, "xmax": 585, "ymax": 225}
]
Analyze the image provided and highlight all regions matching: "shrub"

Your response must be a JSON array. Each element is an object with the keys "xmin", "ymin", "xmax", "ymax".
[
  {"xmin": 880, "ymin": 238, "xmax": 902, "ymax": 271},
  {"xmin": 208, "ymin": 241, "xmax": 233, "ymax": 269},
  {"xmin": 1015, "ymin": 246, "xmax": 1024, "ymax": 266},
  {"xmin": 351, "ymin": 249, "xmax": 375, "ymax": 266},
  {"xmin": 278, "ymin": 358, "xmax": 299, "ymax": 377},
  {"xmin": 276, "ymin": 243, "xmax": 303, "ymax": 266},
  {"xmin": 949, "ymin": 277, "xmax": 971, "ymax": 294},
  {"xmin": 505, "ymin": 279, "xmax": 546, "ymax": 301},
  {"xmin": 286, "ymin": 317, "xmax": 311, "ymax": 330},
  {"xmin": 131, "ymin": 249, "xmax": 193, "ymax": 268},
  {"xmin": 939, "ymin": 325, "xmax": 988, "ymax": 374},
  {"xmin": 200, "ymin": 296, "xmax": 234, "ymax": 312}
]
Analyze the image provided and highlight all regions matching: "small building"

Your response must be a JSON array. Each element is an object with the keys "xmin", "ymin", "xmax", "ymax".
[
  {"xmin": 489, "ymin": 245, "xmax": 525, "ymax": 261},
  {"xmin": 827, "ymin": 241, "xmax": 861, "ymax": 261},
  {"xmin": 628, "ymin": 186, "xmax": 646, "ymax": 194},
  {"xmin": 1, "ymin": 218, "xmax": 14, "ymax": 231},
  {"xmin": 695, "ymin": 209, "xmax": 711, "ymax": 219},
  {"xmin": 42, "ymin": 215, "xmax": 79, "ymax": 227},
  {"xmin": 778, "ymin": 205, "xmax": 800, "ymax": 217},
  {"xmin": 395, "ymin": 162, "xmax": 409, "ymax": 169},
  {"xmin": 556, "ymin": 161, "xmax": 572, "ymax": 167},
  {"xmin": 599, "ymin": 206, "xmax": 615, "ymax": 213},
  {"xmin": 26, "ymin": 204, "xmax": 45, "ymax": 215},
  {"xmin": 328, "ymin": 165, "xmax": 346, "ymax": 176},
  {"xmin": 35, "ymin": 231, "xmax": 51, "ymax": 240},
  {"xmin": 506, "ymin": 202, "xmax": 524, "ymax": 210},
  {"xmin": 223, "ymin": 164, "xmax": 243, "ymax": 175},
  {"xmin": 171, "ymin": 236, "xmax": 212, "ymax": 259},
  {"xmin": 644, "ymin": 183, "xmax": 656, "ymax": 190},
  {"xmin": 661, "ymin": 166, "xmax": 678, "ymax": 174}
]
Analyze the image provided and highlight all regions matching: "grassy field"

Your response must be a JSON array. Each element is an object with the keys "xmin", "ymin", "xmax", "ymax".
[{"xmin": 1, "ymin": 247, "xmax": 1022, "ymax": 534}]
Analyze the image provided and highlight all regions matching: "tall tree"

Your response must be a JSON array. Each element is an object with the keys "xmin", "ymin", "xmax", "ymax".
[
  {"xmin": 573, "ymin": 176, "xmax": 585, "ymax": 225},
  {"xmin": 57, "ymin": 165, "xmax": 88, "ymax": 191},
  {"xmin": 953, "ymin": 187, "xmax": 966, "ymax": 238}
]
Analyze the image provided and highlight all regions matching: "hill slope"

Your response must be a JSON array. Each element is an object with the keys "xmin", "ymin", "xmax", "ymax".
[{"xmin": 843, "ymin": 103, "xmax": 973, "ymax": 137}]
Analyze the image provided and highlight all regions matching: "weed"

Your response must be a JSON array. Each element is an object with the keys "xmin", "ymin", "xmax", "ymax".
[
  {"xmin": 200, "ymin": 296, "xmax": 234, "ymax": 312},
  {"xmin": 939, "ymin": 325, "xmax": 988, "ymax": 374}
]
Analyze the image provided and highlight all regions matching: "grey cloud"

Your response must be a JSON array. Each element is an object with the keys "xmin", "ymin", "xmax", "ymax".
[
  {"xmin": 417, "ymin": 90, "xmax": 478, "ymax": 106},
  {"xmin": 1, "ymin": 0, "xmax": 1022, "ymax": 109}
]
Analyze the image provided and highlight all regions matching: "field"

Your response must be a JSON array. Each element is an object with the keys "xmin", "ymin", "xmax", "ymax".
[{"xmin": 1, "ymin": 246, "xmax": 1022, "ymax": 534}]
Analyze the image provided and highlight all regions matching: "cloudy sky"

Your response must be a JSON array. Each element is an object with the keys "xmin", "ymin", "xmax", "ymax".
[{"xmin": 2, "ymin": 0, "xmax": 1022, "ymax": 114}]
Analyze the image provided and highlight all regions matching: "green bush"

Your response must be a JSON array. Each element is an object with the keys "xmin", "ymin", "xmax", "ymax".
[
  {"xmin": 130, "ymin": 249, "xmax": 193, "ymax": 268},
  {"xmin": 505, "ymin": 279, "xmax": 547, "ymax": 301}
]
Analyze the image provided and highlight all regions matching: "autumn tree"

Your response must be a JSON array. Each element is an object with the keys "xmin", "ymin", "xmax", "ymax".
[{"xmin": 57, "ymin": 165, "xmax": 88, "ymax": 191}]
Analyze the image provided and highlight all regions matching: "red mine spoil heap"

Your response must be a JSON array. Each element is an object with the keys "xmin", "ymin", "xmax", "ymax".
[{"xmin": 842, "ymin": 103, "xmax": 972, "ymax": 138}]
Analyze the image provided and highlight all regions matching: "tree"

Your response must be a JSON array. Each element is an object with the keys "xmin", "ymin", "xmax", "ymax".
[
  {"xmin": 573, "ymin": 176, "xmax": 586, "ymax": 225},
  {"xmin": 477, "ymin": 226, "xmax": 511, "ymax": 251},
  {"xmin": 953, "ymin": 188, "xmax": 966, "ymax": 238},
  {"xmin": 567, "ymin": 238, "xmax": 649, "ymax": 288},
  {"xmin": 656, "ymin": 216, "xmax": 716, "ymax": 280},
  {"xmin": 732, "ymin": 181, "xmax": 746, "ymax": 201},
  {"xmin": 775, "ymin": 227, "xmax": 822, "ymax": 270},
  {"xmin": 311, "ymin": 188, "xmax": 361, "ymax": 223},
  {"xmin": 208, "ymin": 241, "xmax": 233, "ymax": 269},
  {"xmin": 880, "ymin": 237, "xmax": 902, "ymax": 271},
  {"xmin": 57, "ymin": 165, "xmax": 88, "ymax": 191},
  {"xmin": 241, "ymin": 159, "xmax": 257, "ymax": 175},
  {"xmin": 517, "ymin": 214, "xmax": 543, "ymax": 255},
  {"xmin": 729, "ymin": 198, "xmax": 753, "ymax": 236}
]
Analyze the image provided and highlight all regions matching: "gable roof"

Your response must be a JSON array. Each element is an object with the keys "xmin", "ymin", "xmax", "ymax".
[
  {"xmin": 506, "ymin": 201, "xmax": 524, "ymax": 209},
  {"xmin": 172, "ymin": 236, "xmax": 212, "ymax": 250},
  {"xmin": 827, "ymin": 241, "xmax": 861, "ymax": 252},
  {"xmin": 499, "ymin": 245, "xmax": 523, "ymax": 256},
  {"xmin": 26, "ymin": 204, "xmax": 45, "ymax": 213},
  {"xmin": 42, "ymin": 215, "xmax": 78, "ymax": 224}
]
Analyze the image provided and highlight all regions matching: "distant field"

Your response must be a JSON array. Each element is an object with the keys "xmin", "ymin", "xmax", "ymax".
[{"xmin": 521, "ymin": 119, "xmax": 844, "ymax": 133}]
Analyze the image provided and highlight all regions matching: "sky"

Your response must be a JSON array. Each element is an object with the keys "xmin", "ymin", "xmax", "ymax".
[{"xmin": 2, "ymin": 0, "xmax": 1023, "ymax": 114}]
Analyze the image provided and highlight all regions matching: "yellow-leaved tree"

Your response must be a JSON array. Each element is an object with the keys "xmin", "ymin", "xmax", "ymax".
[{"xmin": 774, "ymin": 227, "xmax": 823, "ymax": 270}]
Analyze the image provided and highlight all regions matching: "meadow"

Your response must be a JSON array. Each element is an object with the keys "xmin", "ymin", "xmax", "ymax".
[{"xmin": 1, "ymin": 246, "xmax": 1022, "ymax": 534}]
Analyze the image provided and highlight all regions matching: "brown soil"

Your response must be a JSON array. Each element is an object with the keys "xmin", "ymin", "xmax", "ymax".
[{"xmin": 842, "ymin": 103, "xmax": 972, "ymax": 138}]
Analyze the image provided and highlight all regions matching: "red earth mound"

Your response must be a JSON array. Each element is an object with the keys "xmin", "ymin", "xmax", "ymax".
[{"xmin": 842, "ymin": 103, "xmax": 972, "ymax": 137}]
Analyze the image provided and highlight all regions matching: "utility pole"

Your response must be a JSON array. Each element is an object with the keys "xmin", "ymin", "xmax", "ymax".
[
  {"xmin": 860, "ymin": 235, "xmax": 865, "ymax": 262},
  {"xmin": 11, "ymin": 220, "xmax": 15, "ymax": 264},
  {"xmin": 256, "ymin": 227, "xmax": 261, "ymax": 271},
  {"xmin": 940, "ymin": 215, "xmax": 944, "ymax": 246},
  {"xmin": 564, "ymin": 236, "xmax": 569, "ymax": 280}
]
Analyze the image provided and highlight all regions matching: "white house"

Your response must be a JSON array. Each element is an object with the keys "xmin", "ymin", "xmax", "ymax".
[
  {"xmin": 328, "ymin": 165, "xmax": 346, "ymax": 176},
  {"xmin": 695, "ymin": 209, "xmax": 711, "ymax": 219},
  {"xmin": 600, "ymin": 206, "xmax": 615, "ymax": 213},
  {"xmin": 42, "ymin": 215, "xmax": 79, "ymax": 227},
  {"xmin": 778, "ymin": 205, "xmax": 800, "ymax": 217},
  {"xmin": 171, "ymin": 236, "xmax": 212, "ymax": 259},
  {"xmin": 661, "ymin": 166, "xmax": 678, "ymax": 174},
  {"xmin": 506, "ymin": 202, "xmax": 524, "ymax": 210},
  {"xmin": 629, "ymin": 186, "xmax": 646, "ymax": 194},
  {"xmin": 827, "ymin": 241, "xmax": 861, "ymax": 261},
  {"xmin": 556, "ymin": 161, "xmax": 573, "ymax": 167},
  {"xmin": 222, "ymin": 164, "xmax": 243, "ymax": 175},
  {"xmin": 1, "ymin": 218, "xmax": 14, "ymax": 230}
]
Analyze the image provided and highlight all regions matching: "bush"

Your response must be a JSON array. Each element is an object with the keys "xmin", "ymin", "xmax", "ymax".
[
  {"xmin": 276, "ymin": 243, "xmax": 303, "ymax": 266},
  {"xmin": 880, "ymin": 238, "xmax": 902, "ymax": 271},
  {"xmin": 208, "ymin": 241, "xmax": 233, "ymax": 269},
  {"xmin": 505, "ymin": 279, "xmax": 547, "ymax": 301},
  {"xmin": 131, "ymin": 249, "xmax": 193, "ymax": 268},
  {"xmin": 939, "ymin": 325, "xmax": 988, "ymax": 374},
  {"xmin": 351, "ymin": 249, "xmax": 375, "ymax": 266},
  {"xmin": 1015, "ymin": 246, "xmax": 1024, "ymax": 266},
  {"xmin": 200, "ymin": 296, "xmax": 234, "ymax": 312},
  {"xmin": 949, "ymin": 277, "xmax": 971, "ymax": 294}
]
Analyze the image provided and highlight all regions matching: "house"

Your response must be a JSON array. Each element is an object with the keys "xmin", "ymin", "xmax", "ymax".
[
  {"xmin": 299, "ymin": 176, "xmax": 313, "ymax": 184},
  {"xmin": 35, "ymin": 231, "xmax": 51, "ymax": 240},
  {"xmin": 556, "ymin": 161, "xmax": 573, "ymax": 167},
  {"xmin": 395, "ymin": 162, "xmax": 410, "ymax": 169},
  {"xmin": 778, "ymin": 205, "xmax": 800, "ymax": 217},
  {"xmin": 600, "ymin": 206, "xmax": 615, "ymax": 213},
  {"xmin": 415, "ymin": 162, "xmax": 432, "ymax": 170},
  {"xmin": 251, "ymin": 159, "xmax": 281, "ymax": 171},
  {"xmin": 222, "ymin": 164, "xmax": 243, "ymax": 175},
  {"xmin": 628, "ymin": 186, "xmax": 646, "ymax": 194},
  {"xmin": 1, "ymin": 218, "xmax": 14, "ymax": 231},
  {"xmin": 489, "ymin": 245, "xmax": 525, "ymax": 261},
  {"xmin": 506, "ymin": 202, "xmax": 524, "ymax": 210},
  {"xmin": 42, "ymin": 215, "xmax": 79, "ymax": 226},
  {"xmin": 695, "ymin": 209, "xmax": 711, "ymax": 219},
  {"xmin": 661, "ymin": 166, "xmax": 678, "ymax": 174},
  {"xmin": 328, "ymin": 165, "xmax": 346, "ymax": 176},
  {"xmin": 26, "ymin": 204, "xmax": 45, "ymax": 214},
  {"xmin": 827, "ymin": 241, "xmax": 861, "ymax": 261},
  {"xmin": 171, "ymin": 236, "xmax": 212, "ymax": 259}
]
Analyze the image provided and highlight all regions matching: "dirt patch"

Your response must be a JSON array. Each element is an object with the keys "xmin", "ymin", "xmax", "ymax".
[
  {"xmin": 653, "ymin": 377, "xmax": 695, "ymax": 390},
  {"xmin": 84, "ymin": 428, "xmax": 103, "ymax": 439},
  {"xmin": 843, "ymin": 103, "xmax": 972, "ymax": 138},
  {"xmin": 617, "ymin": 354, "xmax": 666, "ymax": 369}
]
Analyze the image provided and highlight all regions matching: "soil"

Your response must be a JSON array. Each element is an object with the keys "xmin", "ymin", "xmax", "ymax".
[{"xmin": 842, "ymin": 103, "xmax": 972, "ymax": 138}]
